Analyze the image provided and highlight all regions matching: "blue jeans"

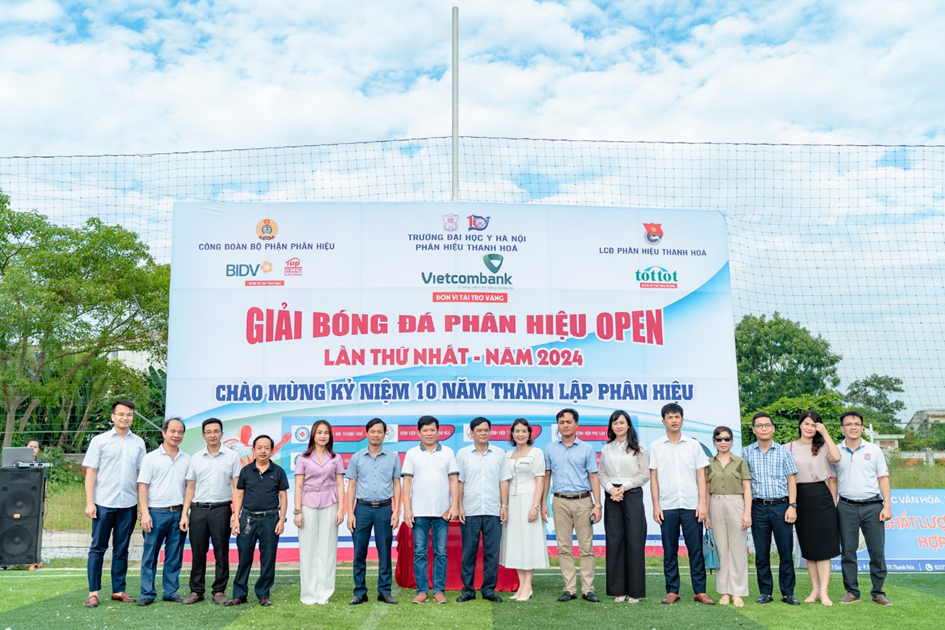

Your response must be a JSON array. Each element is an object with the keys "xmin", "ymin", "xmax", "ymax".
[
  {"xmin": 413, "ymin": 516, "xmax": 449, "ymax": 594},
  {"xmin": 140, "ymin": 508, "xmax": 186, "ymax": 600},
  {"xmin": 659, "ymin": 508, "xmax": 707, "ymax": 595},
  {"xmin": 751, "ymin": 501, "xmax": 795, "ymax": 597},
  {"xmin": 352, "ymin": 503, "xmax": 393, "ymax": 597},
  {"xmin": 88, "ymin": 504, "xmax": 137, "ymax": 593}
]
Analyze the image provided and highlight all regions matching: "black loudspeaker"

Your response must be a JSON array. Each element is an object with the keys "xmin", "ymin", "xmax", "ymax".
[{"xmin": 0, "ymin": 467, "xmax": 44, "ymax": 566}]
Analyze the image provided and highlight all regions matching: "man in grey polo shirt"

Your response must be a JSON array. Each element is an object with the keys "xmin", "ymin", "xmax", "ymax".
[
  {"xmin": 541, "ymin": 407, "xmax": 602, "ymax": 603},
  {"xmin": 830, "ymin": 411, "xmax": 893, "ymax": 607},
  {"xmin": 455, "ymin": 416, "xmax": 511, "ymax": 603},
  {"xmin": 346, "ymin": 417, "xmax": 402, "ymax": 605},
  {"xmin": 402, "ymin": 415, "xmax": 459, "ymax": 604},
  {"xmin": 137, "ymin": 417, "xmax": 191, "ymax": 606},
  {"xmin": 180, "ymin": 417, "xmax": 242, "ymax": 605}
]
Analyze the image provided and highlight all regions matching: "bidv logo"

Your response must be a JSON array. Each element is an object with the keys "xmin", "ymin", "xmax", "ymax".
[
  {"xmin": 256, "ymin": 218, "xmax": 278, "ymax": 241},
  {"xmin": 443, "ymin": 213, "xmax": 459, "ymax": 232},
  {"xmin": 636, "ymin": 266, "xmax": 678, "ymax": 289},
  {"xmin": 226, "ymin": 261, "xmax": 273, "ymax": 277},
  {"xmin": 468, "ymin": 214, "xmax": 490, "ymax": 231},
  {"xmin": 643, "ymin": 222, "xmax": 663, "ymax": 244}
]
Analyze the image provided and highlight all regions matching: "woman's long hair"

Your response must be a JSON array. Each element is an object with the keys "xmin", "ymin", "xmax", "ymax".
[
  {"xmin": 798, "ymin": 411, "xmax": 825, "ymax": 456},
  {"xmin": 302, "ymin": 419, "xmax": 336, "ymax": 458},
  {"xmin": 606, "ymin": 410, "xmax": 641, "ymax": 454}
]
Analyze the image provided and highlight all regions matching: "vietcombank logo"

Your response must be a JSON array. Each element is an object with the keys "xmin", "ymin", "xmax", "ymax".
[
  {"xmin": 421, "ymin": 254, "xmax": 512, "ymax": 286},
  {"xmin": 636, "ymin": 266, "xmax": 678, "ymax": 289}
]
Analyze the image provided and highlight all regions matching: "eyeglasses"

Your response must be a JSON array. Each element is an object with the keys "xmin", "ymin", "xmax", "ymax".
[
  {"xmin": 113, "ymin": 413, "xmax": 134, "ymax": 418},
  {"xmin": 714, "ymin": 436, "xmax": 733, "ymax": 442},
  {"xmin": 753, "ymin": 423, "xmax": 773, "ymax": 429},
  {"xmin": 842, "ymin": 423, "xmax": 863, "ymax": 428}
]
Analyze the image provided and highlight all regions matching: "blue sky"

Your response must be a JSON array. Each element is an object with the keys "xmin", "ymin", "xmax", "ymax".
[
  {"xmin": 1, "ymin": 1, "xmax": 944, "ymax": 422},
  {"xmin": 1, "ymin": 0, "xmax": 944, "ymax": 154}
]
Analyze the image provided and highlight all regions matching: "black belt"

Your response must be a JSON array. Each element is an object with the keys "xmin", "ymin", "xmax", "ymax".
[
  {"xmin": 840, "ymin": 496, "xmax": 883, "ymax": 506},
  {"xmin": 152, "ymin": 505, "xmax": 183, "ymax": 512},
  {"xmin": 753, "ymin": 497, "xmax": 787, "ymax": 505},
  {"xmin": 193, "ymin": 501, "xmax": 231, "ymax": 510},
  {"xmin": 243, "ymin": 508, "xmax": 279, "ymax": 518},
  {"xmin": 357, "ymin": 498, "xmax": 392, "ymax": 508},
  {"xmin": 554, "ymin": 492, "xmax": 591, "ymax": 500}
]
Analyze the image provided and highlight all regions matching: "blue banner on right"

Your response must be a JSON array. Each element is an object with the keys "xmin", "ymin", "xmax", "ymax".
[{"xmin": 830, "ymin": 489, "xmax": 945, "ymax": 572}]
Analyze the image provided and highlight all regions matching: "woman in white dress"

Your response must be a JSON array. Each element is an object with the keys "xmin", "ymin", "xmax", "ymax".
[{"xmin": 499, "ymin": 418, "xmax": 549, "ymax": 601}]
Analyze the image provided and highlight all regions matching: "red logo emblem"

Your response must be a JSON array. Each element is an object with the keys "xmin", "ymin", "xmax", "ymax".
[{"xmin": 643, "ymin": 223, "xmax": 663, "ymax": 244}]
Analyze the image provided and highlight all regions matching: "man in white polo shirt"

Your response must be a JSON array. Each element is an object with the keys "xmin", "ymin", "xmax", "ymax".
[
  {"xmin": 137, "ymin": 417, "xmax": 191, "ymax": 606},
  {"xmin": 829, "ymin": 411, "xmax": 893, "ymax": 607},
  {"xmin": 402, "ymin": 415, "xmax": 460, "ymax": 604},
  {"xmin": 180, "ymin": 417, "xmax": 242, "ymax": 605},
  {"xmin": 649, "ymin": 402, "xmax": 714, "ymax": 606}
]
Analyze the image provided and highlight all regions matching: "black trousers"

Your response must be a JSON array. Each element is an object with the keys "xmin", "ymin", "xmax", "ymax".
[
  {"xmin": 838, "ymin": 499, "xmax": 886, "ymax": 598},
  {"xmin": 232, "ymin": 512, "xmax": 280, "ymax": 601},
  {"xmin": 189, "ymin": 504, "xmax": 233, "ymax": 596},
  {"xmin": 460, "ymin": 515, "xmax": 501, "ymax": 598},
  {"xmin": 604, "ymin": 488, "xmax": 646, "ymax": 599},
  {"xmin": 750, "ymin": 501, "xmax": 795, "ymax": 597}
]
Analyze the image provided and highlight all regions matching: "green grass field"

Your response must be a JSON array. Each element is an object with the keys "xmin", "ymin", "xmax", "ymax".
[{"xmin": 1, "ymin": 567, "xmax": 942, "ymax": 630}]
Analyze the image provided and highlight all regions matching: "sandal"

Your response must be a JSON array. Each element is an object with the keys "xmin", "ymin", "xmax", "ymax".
[
  {"xmin": 614, "ymin": 595, "xmax": 628, "ymax": 603},
  {"xmin": 733, "ymin": 596, "xmax": 744, "ymax": 608},
  {"xmin": 626, "ymin": 597, "xmax": 640, "ymax": 604},
  {"xmin": 719, "ymin": 595, "xmax": 731, "ymax": 605}
]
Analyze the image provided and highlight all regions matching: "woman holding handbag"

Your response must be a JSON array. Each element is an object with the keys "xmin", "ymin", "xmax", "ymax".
[{"xmin": 705, "ymin": 426, "xmax": 752, "ymax": 607}]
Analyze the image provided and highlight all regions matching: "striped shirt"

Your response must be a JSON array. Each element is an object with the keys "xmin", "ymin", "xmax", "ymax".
[{"xmin": 742, "ymin": 441, "xmax": 797, "ymax": 500}]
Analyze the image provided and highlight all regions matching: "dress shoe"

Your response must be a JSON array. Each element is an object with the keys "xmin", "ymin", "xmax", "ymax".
[
  {"xmin": 755, "ymin": 594, "xmax": 774, "ymax": 604},
  {"xmin": 137, "ymin": 598, "xmax": 155, "ymax": 607},
  {"xmin": 181, "ymin": 593, "xmax": 205, "ymax": 605},
  {"xmin": 582, "ymin": 592, "xmax": 600, "ymax": 603},
  {"xmin": 377, "ymin": 594, "xmax": 398, "ymax": 605},
  {"xmin": 482, "ymin": 593, "xmax": 502, "ymax": 603},
  {"xmin": 433, "ymin": 592, "xmax": 448, "ymax": 604},
  {"xmin": 694, "ymin": 593, "xmax": 716, "ymax": 605},
  {"xmin": 349, "ymin": 594, "xmax": 369, "ymax": 605},
  {"xmin": 259, "ymin": 598, "xmax": 272, "ymax": 607},
  {"xmin": 112, "ymin": 592, "xmax": 136, "ymax": 603},
  {"xmin": 558, "ymin": 591, "xmax": 576, "ymax": 602},
  {"xmin": 84, "ymin": 595, "xmax": 99, "ymax": 608},
  {"xmin": 456, "ymin": 593, "xmax": 476, "ymax": 602},
  {"xmin": 782, "ymin": 595, "xmax": 800, "ymax": 606},
  {"xmin": 163, "ymin": 594, "xmax": 186, "ymax": 603},
  {"xmin": 212, "ymin": 592, "xmax": 228, "ymax": 605},
  {"xmin": 412, "ymin": 593, "xmax": 428, "ymax": 604},
  {"xmin": 516, "ymin": 591, "xmax": 533, "ymax": 601},
  {"xmin": 872, "ymin": 595, "xmax": 893, "ymax": 607},
  {"xmin": 838, "ymin": 593, "xmax": 860, "ymax": 604},
  {"xmin": 224, "ymin": 598, "xmax": 247, "ymax": 606},
  {"xmin": 661, "ymin": 593, "xmax": 681, "ymax": 604}
]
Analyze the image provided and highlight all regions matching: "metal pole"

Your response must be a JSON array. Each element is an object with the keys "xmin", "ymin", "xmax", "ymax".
[{"xmin": 452, "ymin": 6, "xmax": 459, "ymax": 201}]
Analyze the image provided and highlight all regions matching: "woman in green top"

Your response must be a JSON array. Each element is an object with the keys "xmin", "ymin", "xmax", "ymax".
[{"xmin": 705, "ymin": 426, "xmax": 752, "ymax": 607}]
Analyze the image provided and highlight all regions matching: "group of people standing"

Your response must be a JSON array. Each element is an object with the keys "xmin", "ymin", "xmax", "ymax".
[{"xmin": 79, "ymin": 399, "xmax": 892, "ymax": 610}]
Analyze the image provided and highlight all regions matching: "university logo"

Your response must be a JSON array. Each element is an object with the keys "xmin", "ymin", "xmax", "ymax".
[
  {"xmin": 443, "ymin": 213, "xmax": 459, "ymax": 232},
  {"xmin": 468, "ymin": 214, "xmax": 490, "ymax": 231},
  {"xmin": 256, "ymin": 218, "xmax": 279, "ymax": 241},
  {"xmin": 483, "ymin": 253, "xmax": 504, "ymax": 273},
  {"xmin": 284, "ymin": 257, "xmax": 302, "ymax": 276},
  {"xmin": 643, "ymin": 222, "xmax": 663, "ymax": 244}
]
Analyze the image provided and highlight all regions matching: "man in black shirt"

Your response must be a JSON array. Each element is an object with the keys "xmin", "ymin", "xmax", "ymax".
[{"xmin": 225, "ymin": 435, "xmax": 289, "ymax": 607}]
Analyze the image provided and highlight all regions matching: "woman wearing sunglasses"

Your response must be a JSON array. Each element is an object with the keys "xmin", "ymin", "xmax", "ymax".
[{"xmin": 704, "ymin": 426, "xmax": 752, "ymax": 607}]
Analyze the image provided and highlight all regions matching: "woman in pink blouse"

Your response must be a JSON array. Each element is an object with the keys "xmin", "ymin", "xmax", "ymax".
[{"xmin": 293, "ymin": 420, "xmax": 345, "ymax": 604}]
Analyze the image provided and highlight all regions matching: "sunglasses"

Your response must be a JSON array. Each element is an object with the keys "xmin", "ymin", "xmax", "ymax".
[{"xmin": 714, "ymin": 436, "xmax": 733, "ymax": 442}]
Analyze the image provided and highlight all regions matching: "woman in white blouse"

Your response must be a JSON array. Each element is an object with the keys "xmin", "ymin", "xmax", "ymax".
[
  {"xmin": 599, "ymin": 410, "xmax": 650, "ymax": 603},
  {"xmin": 499, "ymin": 418, "xmax": 549, "ymax": 601}
]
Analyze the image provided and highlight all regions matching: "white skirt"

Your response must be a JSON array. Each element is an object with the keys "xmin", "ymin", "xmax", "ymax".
[{"xmin": 499, "ymin": 494, "xmax": 550, "ymax": 570}]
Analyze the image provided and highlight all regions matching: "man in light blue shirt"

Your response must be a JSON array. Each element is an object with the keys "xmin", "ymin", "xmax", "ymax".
[
  {"xmin": 541, "ymin": 408, "xmax": 602, "ymax": 603},
  {"xmin": 345, "ymin": 418, "xmax": 402, "ymax": 605},
  {"xmin": 82, "ymin": 399, "xmax": 147, "ymax": 608},
  {"xmin": 455, "ymin": 416, "xmax": 511, "ymax": 603},
  {"xmin": 137, "ymin": 417, "xmax": 191, "ymax": 606}
]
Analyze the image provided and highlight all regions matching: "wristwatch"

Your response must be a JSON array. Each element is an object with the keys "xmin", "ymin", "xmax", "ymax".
[
  {"xmin": 500, "ymin": 504, "xmax": 508, "ymax": 509},
  {"xmin": 532, "ymin": 505, "xmax": 540, "ymax": 510},
  {"xmin": 789, "ymin": 502, "xmax": 797, "ymax": 509}
]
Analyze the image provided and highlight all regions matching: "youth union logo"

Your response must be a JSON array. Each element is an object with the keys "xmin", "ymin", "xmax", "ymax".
[
  {"xmin": 643, "ymin": 222, "xmax": 663, "ymax": 244},
  {"xmin": 256, "ymin": 218, "xmax": 279, "ymax": 241},
  {"xmin": 443, "ymin": 213, "xmax": 459, "ymax": 232},
  {"xmin": 468, "ymin": 214, "xmax": 490, "ymax": 231}
]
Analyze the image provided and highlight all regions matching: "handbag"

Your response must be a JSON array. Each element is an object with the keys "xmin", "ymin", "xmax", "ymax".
[{"xmin": 703, "ymin": 527, "xmax": 721, "ymax": 573}]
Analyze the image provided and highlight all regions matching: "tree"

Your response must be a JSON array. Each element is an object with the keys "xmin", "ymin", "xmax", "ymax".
[
  {"xmin": 845, "ymin": 374, "xmax": 906, "ymax": 431},
  {"xmin": 740, "ymin": 392, "xmax": 845, "ymax": 447},
  {"xmin": 735, "ymin": 312, "xmax": 841, "ymax": 414},
  {"xmin": 0, "ymin": 190, "xmax": 169, "ymax": 447}
]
